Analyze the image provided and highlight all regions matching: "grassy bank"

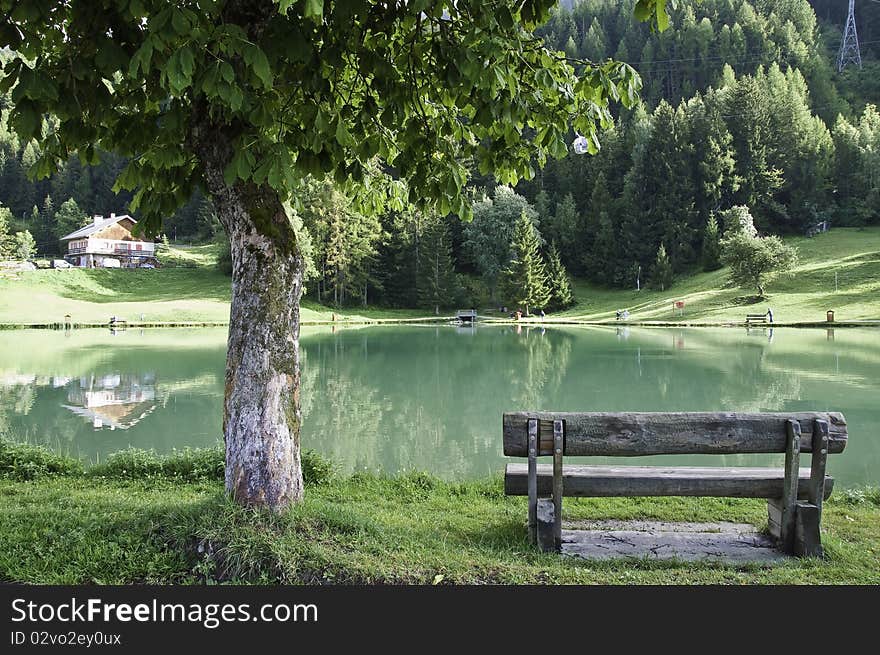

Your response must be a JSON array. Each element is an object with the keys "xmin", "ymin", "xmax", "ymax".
[
  {"xmin": 1, "ymin": 228, "xmax": 878, "ymax": 327},
  {"xmin": 547, "ymin": 227, "xmax": 880, "ymax": 325},
  {"xmin": 1, "ymin": 441, "xmax": 878, "ymax": 584},
  {"xmin": 0, "ymin": 243, "xmax": 428, "ymax": 325}
]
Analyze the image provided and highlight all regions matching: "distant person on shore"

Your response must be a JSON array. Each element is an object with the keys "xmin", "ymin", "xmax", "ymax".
[{"xmin": 767, "ymin": 308, "xmax": 773, "ymax": 323}]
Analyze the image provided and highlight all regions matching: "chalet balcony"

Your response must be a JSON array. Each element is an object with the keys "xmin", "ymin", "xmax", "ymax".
[{"xmin": 67, "ymin": 240, "xmax": 155, "ymax": 256}]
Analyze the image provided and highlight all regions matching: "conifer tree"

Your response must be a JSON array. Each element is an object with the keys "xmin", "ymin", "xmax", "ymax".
[
  {"xmin": 551, "ymin": 193, "xmax": 578, "ymax": 266},
  {"xmin": 702, "ymin": 214, "xmax": 723, "ymax": 271},
  {"xmin": 14, "ymin": 230, "xmax": 36, "ymax": 260},
  {"xmin": 651, "ymin": 244, "xmax": 674, "ymax": 291},
  {"xmin": 417, "ymin": 219, "xmax": 459, "ymax": 315},
  {"xmin": 0, "ymin": 205, "xmax": 13, "ymax": 259},
  {"xmin": 54, "ymin": 198, "xmax": 90, "ymax": 239},
  {"xmin": 546, "ymin": 243, "xmax": 574, "ymax": 311},
  {"xmin": 503, "ymin": 211, "xmax": 550, "ymax": 315}
]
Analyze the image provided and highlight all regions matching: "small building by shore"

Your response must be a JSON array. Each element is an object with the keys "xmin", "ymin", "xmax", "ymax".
[{"xmin": 60, "ymin": 214, "xmax": 158, "ymax": 268}]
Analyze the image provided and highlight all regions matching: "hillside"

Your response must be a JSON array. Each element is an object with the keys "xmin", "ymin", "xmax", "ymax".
[
  {"xmin": 0, "ymin": 243, "xmax": 423, "ymax": 325},
  {"xmin": 1, "ymin": 228, "xmax": 878, "ymax": 326},
  {"xmin": 549, "ymin": 227, "xmax": 880, "ymax": 323}
]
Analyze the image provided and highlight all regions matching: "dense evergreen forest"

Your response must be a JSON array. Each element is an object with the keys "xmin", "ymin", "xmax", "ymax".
[{"xmin": 0, "ymin": 0, "xmax": 878, "ymax": 310}]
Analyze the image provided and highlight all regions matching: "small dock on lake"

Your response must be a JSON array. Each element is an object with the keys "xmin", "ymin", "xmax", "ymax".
[{"xmin": 456, "ymin": 309, "xmax": 477, "ymax": 324}]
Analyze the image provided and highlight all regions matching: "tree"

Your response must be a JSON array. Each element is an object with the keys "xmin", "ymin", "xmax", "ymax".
[
  {"xmin": 720, "ymin": 215, "xmax": 798, "ymax": 297},
  {"xmin": 300, "ymin": 177, "xmax": 380, "ymax": 306},
  {"xmin": 417, "ymin": 218, "xmax": 459, "ymax": 315},
  {"xmin": 14, "ymin": 229, "xmax": 36, "ymax": 259},
  {"xmin": 651, "ymin": 243, "xmax": 673, "ymax": 291},
  {"xmin": 503, "ymin": 211, "xmax": 550, "ymax": 315},
  {"xmin": 3, "ymin": 0, "xmax": 657, "ymax": 511},
  {"xmin": 0, "ymin": 204, "xmax": 13, "ymax": 257},
  {"xmin": 550, "ymin": 192, "xmax": 578, "ymax": 265},
  {"xmin": 54, "ymin": 198, "xmax": 89, "ymax": 238},
  {"xmin": 545, "ymin": 243, "xmax": 574, "ymax": 311},
  {"xmin": 724, "ymin": 73, "xmax": 784, "ymax": 231},
  {"xmin": 702, "ymin": 213, "xmax": 722, "ymax": 271},
  {"xmin": 464, "ymin": 186, "xmax": 539, "ymax": 300}
]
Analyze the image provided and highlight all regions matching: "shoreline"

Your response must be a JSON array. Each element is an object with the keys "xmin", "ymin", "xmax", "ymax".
[{"xmin": 1, "ymin": 318, "xmax": 878, "ymax": 330}]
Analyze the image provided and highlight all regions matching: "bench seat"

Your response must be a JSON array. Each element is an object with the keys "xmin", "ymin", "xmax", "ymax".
[{"xmin": 504, "ymin": 463, "xmax": 834, "ymax": 499}]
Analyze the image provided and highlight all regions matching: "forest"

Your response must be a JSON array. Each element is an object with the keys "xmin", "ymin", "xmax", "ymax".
[{"xmin": 0, "ymin": 0, "xmax": 878, "ymax": 310}]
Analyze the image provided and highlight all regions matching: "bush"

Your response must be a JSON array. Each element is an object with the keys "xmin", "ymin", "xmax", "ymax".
[
  {"xmin": 0, "ymin": 439, "xmax": 83, "ymax": 480},
  {"xmin": 1, "ymin": 439, "xmax": 334, "ymax": 487},
  {"xmin": 90, "ymin": 447, "xmax": 225, "ymax": 482},
  {"xmin": 217, "ymin": 239, "xmax": 233, "ymax": 276},
  {"xmin": 302, "ymin": 449, "xmax": 334, "ymax": 486},
  {"xmin": 89, "ymin": 446, "xmax": 333, "ymax": 486}
]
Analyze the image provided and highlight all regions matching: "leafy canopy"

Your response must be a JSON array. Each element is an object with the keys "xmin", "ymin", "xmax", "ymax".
[
  {"xmin": 0, "ymin": 0, "xmax": 666, "ymax": 234},
  {"xmin": 719, "ymin": 207, "xmax": 798, "ymax": 297}
]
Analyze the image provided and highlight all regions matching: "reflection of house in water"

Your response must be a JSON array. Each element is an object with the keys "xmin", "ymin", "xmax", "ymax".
[{"xmin": 63, "ymin": 373, "xmax": 157, "ymax": 430}]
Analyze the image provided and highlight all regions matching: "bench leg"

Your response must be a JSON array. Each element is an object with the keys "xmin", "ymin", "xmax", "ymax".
[
  {"xmin": 527, "ymin": 418, "xmax": 538, "ymax": 546},
  {"xmin": 794, "ymin": 502, "xmax": 823, "ymax": 558},
  {"xmin": 536, "ymin": 499, "xmax": 556, "ymax": 553},
  {"xmin": 552, "ymin": 419, "xmax": 564, "ymax": 551}
]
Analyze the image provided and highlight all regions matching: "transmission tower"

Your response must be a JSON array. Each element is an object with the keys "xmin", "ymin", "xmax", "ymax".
[{"xmin": 838, "ymin": 0, "xmax": 862, "ymax": 72}]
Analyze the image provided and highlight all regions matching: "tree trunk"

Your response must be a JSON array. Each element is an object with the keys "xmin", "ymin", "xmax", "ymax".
[{"xmin": 203, "ymin": 167, "xmax": 305, "ymax": 511}]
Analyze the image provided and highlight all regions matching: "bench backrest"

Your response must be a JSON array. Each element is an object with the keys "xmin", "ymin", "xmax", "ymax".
[{"xmin": 503, "ymin": 411, "xmax": 847, "ymax": 457}]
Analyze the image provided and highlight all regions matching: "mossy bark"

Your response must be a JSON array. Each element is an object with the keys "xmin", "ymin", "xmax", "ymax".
[{"xmin": 201, "ymin": 152, "xmax": 304, "ymax": 511}]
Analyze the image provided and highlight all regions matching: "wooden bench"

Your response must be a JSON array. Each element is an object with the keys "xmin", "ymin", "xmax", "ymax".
[
  {"xmin": 745, "ymin": 313, "xmax": 769, "ymax": 324},
  {"xmin": 503, "ymin": 412, "xmax": 848, "ymax": 557}
]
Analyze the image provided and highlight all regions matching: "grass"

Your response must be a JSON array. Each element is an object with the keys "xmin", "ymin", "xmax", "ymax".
[
  {"xmin": 0, "ymin": 243, "xmax": 434, "ymax": 325},
  {"xmin": 542, "ymin": 227, "xmax": 880, "ymax": 325},
  {"xmin": 1, "ymin": 227, "xmax": 878, "ymax": 326},
  {"xmin": 1, "ymin": 441, "xmax": 878, "ymax": 584}
]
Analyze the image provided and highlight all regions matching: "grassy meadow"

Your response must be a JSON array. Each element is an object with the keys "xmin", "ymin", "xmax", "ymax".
[
  {"xmin": 1, "ymin": 228, "xmax": 879, "ymax": 326},
  {"xmin": 1, "ymin": 442, "xmax": 878, "ymax": 585},
  {"xmin": 546, "ymin": 227, "xmax": 880, "ymax": 324},
  {"xmin": 0, "ymin": 243, "xmax": 425, "ymax": 325}
]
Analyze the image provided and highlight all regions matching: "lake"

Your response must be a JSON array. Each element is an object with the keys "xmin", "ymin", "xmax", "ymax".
[{"xmin": 0, "ymin": 325, "xmax": 877, "ymax": 487}]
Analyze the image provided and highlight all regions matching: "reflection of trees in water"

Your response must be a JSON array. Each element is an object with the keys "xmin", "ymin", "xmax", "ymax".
[
  {"xmin": 299, "ymin": 327, "xmax": 576, "ymax": 476},
  {"xmin": 713, "ymin": 340, "xmax": 802, "ymax": 412},
  {"xmin": 504, "ymin": 327, "xmax": 573, "ymax": 409},
  {"xmin": 299, "ymin": 338, "xmax": 386, "ymax": 474}
]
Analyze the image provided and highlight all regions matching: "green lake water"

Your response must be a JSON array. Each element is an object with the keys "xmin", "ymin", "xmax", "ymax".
[{"xmin": 0, "ymin": 325, "xmax": 877, "ymax": 487}]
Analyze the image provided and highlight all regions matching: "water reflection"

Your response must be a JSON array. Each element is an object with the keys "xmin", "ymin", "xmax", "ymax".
[
  {"xmin": 0, "ymin": 326, "xmax": 878, "ymax": 486},
  {"xmin": 63, "ymin": 373, "xmax": 157, "ymax": 430}
]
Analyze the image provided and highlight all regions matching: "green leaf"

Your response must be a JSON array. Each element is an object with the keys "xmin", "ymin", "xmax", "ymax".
[
  {"xmin": 335, "ymin": 120, "xmax": 356, "ymax": 148},
  {"xmin": 171, "ymin": 8, "xmax": 190, "ymax": 35},
  {"xmin": 12, "ymin": 99, "xmax": 40, "ymax": 140},
  {"xmin": 656, "ymin": 2, "xmax": 670, "ymax": 32},
  {"xmin": 303, "ymin": 0, "xmax": 323, "ymax": 21},
  {"xmin": 633, "ymin": 0, "xmax": 653, "ymax": 22},
  {"xmin": 244, "ymin": 45, "xmax": 273, "ymax": 88}
]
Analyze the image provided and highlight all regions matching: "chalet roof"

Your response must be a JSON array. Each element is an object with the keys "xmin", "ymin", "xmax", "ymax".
[{"xmin": 60, "ymin": 214, "xmax": 139, "ymax": 241}]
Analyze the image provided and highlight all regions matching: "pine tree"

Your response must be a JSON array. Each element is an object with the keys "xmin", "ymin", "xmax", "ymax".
[
  {"xmin": 551, "ymin": 192, "xmax": 578, "ymax": 266},
  {"xmin": 651, "ymin": 244, "xmax": 674, "ymax": 291},
  {"xmin": 54, "ymin": 198, "xmax": 89, "ymax": 238},
  {"xmin": 0, "ymin": 205, "xmax": 13, "ymax": 258},
  {"xmin": 702, "ymin": 214, "xmax": 723, "ymax": 271},
  {"xmin": 503, "ymin": 211, "xmax": 550, "ymax": 315},
  {"xmin": 14, "ymin": 230, "xmax": 36, "ymax": 260},
  {"xmin": 545, "ymin": 243, "xmax": 574, "ymax": 311},
  {"xmin": 725, "ymin": 74, "xmax": 783, "ymax": 231},
  {"xmin": 417, "ymin": 219, "xmax": 459, "ymax": 315},
  {"xmin": 583, "ymin": 171, "xmax": 617, "ymax": 284},
  {"xmin": 36, "ymin": 194, "xmax": 56, "ymax": 250}
]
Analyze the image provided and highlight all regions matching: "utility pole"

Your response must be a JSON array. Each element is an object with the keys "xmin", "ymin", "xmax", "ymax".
[{"xmin": 838, "ymin": 0, "xmax": 862, "ymax": 72}]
